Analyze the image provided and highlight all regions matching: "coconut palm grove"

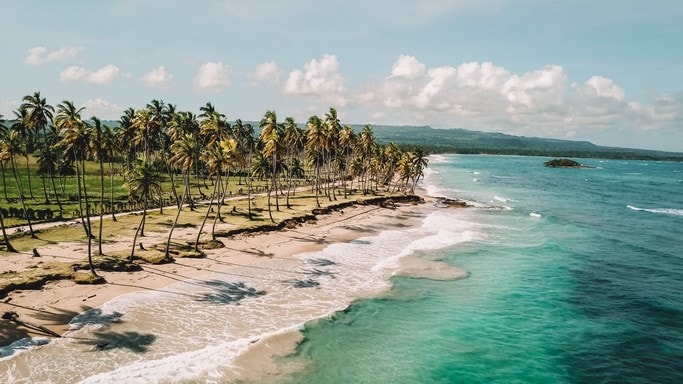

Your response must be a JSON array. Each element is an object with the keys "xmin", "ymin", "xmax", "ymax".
[{"xmin": 0, "ymin": 91, "xmax": 428, "ymax": 276}]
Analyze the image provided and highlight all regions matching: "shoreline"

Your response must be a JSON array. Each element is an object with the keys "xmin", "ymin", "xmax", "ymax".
[
  {"xmin": 1, "ymin": 192, "xmax": 474, "ymax": 382},
  {"xmin": 0, "ymin": 195, "xmax": 424, "ymax": 347}
]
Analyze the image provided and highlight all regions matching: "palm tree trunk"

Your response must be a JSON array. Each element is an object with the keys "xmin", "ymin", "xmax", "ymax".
[
  {"xmin": 74, "ymin": 156, "xmax": 90, "ymax": 238},
  {"xmin": 130, "ymin": 202, "xmax": 146, "ymax": 262},
  {"xmin": 165, "ymin": 174, "xmax": 188, "ymax": 259},
  {"xmin": 81, "ymin": 160, "xmax": 97, "ymax": 276},
  {"xmin": 109, "ymin": 159, "xmax": 117, "ymax": 221},
  {"xmin": 195, "ymin": 174, "xmax": 219, "ymax": 251},
  {"xmin": 98, "ymin": 157, "xmax": 105, "ymax": 255},
  {"xmin": 49, "ymin": 167, "xmax": 63, "ymax": 216},
  {"xmin": 0, "ymin": 210, "xmax": 17, "ymax": 252},
  {"xmin": 40, "ymin": 171, "xmax": 50, "ymax": 203},
  {"xmin": 24, "ymin": 155, "xmax": 36, "ymax": 200},
  {"xmin": 1, "ymin": 162, "xmax": 9, "ymax": 202},
  {"xmin": 211, "ymin": 172, "xmax": 226, "ymax": 239},
  {"xmin": 10, "ymin": 155, "xmax": 35, "ymax": 237}
]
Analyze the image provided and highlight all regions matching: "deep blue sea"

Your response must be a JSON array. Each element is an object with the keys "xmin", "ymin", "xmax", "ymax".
[{"xmin": 280, "ymin": 154, "xmax": 683, "ymax": 384}]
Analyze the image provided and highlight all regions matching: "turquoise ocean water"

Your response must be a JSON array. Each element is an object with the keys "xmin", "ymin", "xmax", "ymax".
[{"xmin": 279, "ymin": 154, "xmax": 683, "ymax": 383}]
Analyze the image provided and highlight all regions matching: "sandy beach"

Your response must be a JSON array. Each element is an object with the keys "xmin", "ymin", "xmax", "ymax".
[{"xmin": 0, "ymin": 194, "xmax": 461, "ymax": 382}]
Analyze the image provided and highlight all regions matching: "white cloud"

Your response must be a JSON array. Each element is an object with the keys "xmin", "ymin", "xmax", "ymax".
[
  {"xmin": 390, "ymin": 55, "xmax": 426, "ymax": 80},
  {"xmin": 283, "ymin": 54, "xmax": 348, "ymax": 105},
  {"xmin": 82, "ymin": 98, "xmax": 124, "ymax": 119},
  {"xmin": 575, "ymin": 76, "xmax": 625, "ymax": 102},
  {"xmin": 359, "ymin": 55, "xmax": 683, "ymax": 141},
  {"xmin": 141, "ymin": 66, "xmax": 174, "ymax": 88},
  {"xmin": 193, "ymin": 61, "xmax": 230, "ymax": 92},
  {"xmin": 59, "ymin": 64, "xmax": 121, "ymax": 84},
  {"xmin": 248, "ymin": 60, "xmax": 281, "ymax": 86},
  {"xmin": 24, "ymin": 46, "xmax": 82, "ymax": 65}
]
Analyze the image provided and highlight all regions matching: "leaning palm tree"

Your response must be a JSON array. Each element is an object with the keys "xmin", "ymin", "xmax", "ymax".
[
  {"xmin": 125, "ymin": 159, "xmax": 163, "ymax": 261},
  {"xmin": 21, "ymin": 91, "xmax": 54, "ymax": 203}
]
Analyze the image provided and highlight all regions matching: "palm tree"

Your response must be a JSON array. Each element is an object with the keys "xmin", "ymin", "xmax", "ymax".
[
  {"xmin": 11, "ymin": 108, "xmax": 36, "ymax": 201},
  {"xmin": 324, "ymin": 108, "xmax": 342, "ymax": 200},
  {"xmin": 259, "ymin": 111, "xmax": 284, "ymax": 222},
  {"xmin": 0, "ymin": 115, "xmax": 11, "ymax": 202},
  {"xmin": 55, "ymin": 101, "xmax": 98, "ymax": 276},
  {"xmin": 233, "ymin": 120, "xmax": 255, "ymax": 218},
  {"xmin": 358, "ymin": 125, "xmax": 376, "ymax": 193},
  {"xmin": 305, "ymin": 115, "xmax": 325, "ymax": 207},
  {"xmin": 125, "ymin": 159, "xmax": 162, "ymax": 261},
  {"xmin": 36, "ymin": 126, "xmax": 64, "ymax": 215},
  {"xmin": 0, "ymin": 130, "xmax": 36, "ymax": 237},
  {"xmin": 89, "ymin": 117, "xmax": 107, "ymax": 255},
  {"xmin": 166, "ymin": 133, "xmax": 198, "ymax": 258},
  {"xmin": 410, "ymin": 148, "xmax": 429, "ymax": 192},
  {"xmin": 338, "ymin": 125, "xmax": 356, "ymax": 198},
  {"xmin": 21, "ymin": 91, "xmax": 54, "ymax": 203},
  {"xmin": 282, "ymin": 117, "xmax": 303, "ymax": 208},
  {"xmin": 101, "ymin": 124, "xmax": 118, "ymax": 221}
]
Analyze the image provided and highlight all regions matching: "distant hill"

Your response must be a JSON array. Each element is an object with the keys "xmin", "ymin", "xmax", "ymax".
[
  {"xmin": 100, "ymin": 119, "xmax": 682, "ymax": 161},
  {"xmin": 361, "ymin": 125, "xmax": 683, "ymax": 161}
]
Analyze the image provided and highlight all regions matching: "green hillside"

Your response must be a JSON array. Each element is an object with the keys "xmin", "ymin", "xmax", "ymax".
[{"xmin": 364, "ymin": 125, "xmax": 683, "ymax": 161}]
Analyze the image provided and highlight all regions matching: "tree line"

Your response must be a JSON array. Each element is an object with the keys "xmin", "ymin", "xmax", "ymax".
[{"xmin": 0, "ymin": 92, "xmax": 429, "ymax": 276}]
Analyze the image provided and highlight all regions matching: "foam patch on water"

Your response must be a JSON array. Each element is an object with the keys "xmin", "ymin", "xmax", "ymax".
[
  {"xmin": 0, "ymin": 337, "xmax": 51, "ymax": 361},
  {"xmin": 627, "ymin": 205, "xmax": 683, "ymax": 216}
]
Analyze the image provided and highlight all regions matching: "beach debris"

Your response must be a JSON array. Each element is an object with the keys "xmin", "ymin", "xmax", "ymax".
[{"xmin": 32, "ymin": 248, "xmax": 41, "ymax": 257}]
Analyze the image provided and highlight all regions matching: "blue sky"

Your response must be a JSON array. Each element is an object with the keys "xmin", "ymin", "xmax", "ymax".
[{"xmin": 2, "ymin": 0, "xmax": 682, "ymax": 151}]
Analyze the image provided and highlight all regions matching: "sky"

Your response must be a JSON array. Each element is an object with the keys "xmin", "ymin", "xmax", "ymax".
[{"xmin": 1, "ymin": 0, "xmax": 682, "ymax": 152}]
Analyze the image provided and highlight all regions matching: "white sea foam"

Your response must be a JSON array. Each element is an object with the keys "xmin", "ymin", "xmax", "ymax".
[
  {"xmin": 529, "ymin": 212, "xmax": 542, "ymax": 218},
  {"xmin": 429, "ymin": 154, "xmax": 450, "ymax": 164},
  {"xmin": 0, "ymin": 337, "xmax": 50, "ymax": 361},
  {"xmin": 627, "ymin": 205, "xmax": 683, "ymax": 216}
]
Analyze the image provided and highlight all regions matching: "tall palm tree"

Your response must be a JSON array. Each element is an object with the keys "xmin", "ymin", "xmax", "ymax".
[
  {"xmin": 233, "ymin": 120, "xmax": 255, "ymax": 218},
  {"xmin": 36, "ymin": 126, "xmax": 64, "ymax": 215},
  {"xmin": 0, "ymin": 130, "xmax": 35, "ymax": 237},
  {"xmin": 125, "ymin": 159, "xmax": 162, "ymax": 261},
  {"xmin": 55, "ymin": 101, "xmax": 98, "ymax": 276},
  {"xmin": 89, "ymin": 117, "xmax": 107, "ymax": 255},
  {"xmin": 259, "ymin": 110, "xmax": 283, "ymax": 222},
  {"xmin": 166, "ymin": 133, "xmax": 197, "ymax": 258},
  {"xmin": 11, "ymin": 108, "xmax": 36, "ymax": 201},
  {"xmin": 0, "ymin": 115, "xmax": 11, "ymax": 202},
  {"xmin": 282, "ymin": 117, "xmax": 303, "ymax": 208},
  {"xmin": 358, "ymin": 125, "xmax": 376, "ymax": 193},
  {"xmin": 324, "ymin": 108, "xmax": 342, "ymax": 200},
  {"xmin": 338, "ymin": 125, "xmax": 356, "ymax": 198},
  {"xmin": 305, "ymin": 115, "xmax": 325, "ymax": 207},
  {"xmin": 101, "ymin": 124, "xmax": 118, "ymax": 221},
  {"xmin": 21, "ymin": 91, "xmax": 54, "ymax": 203}
]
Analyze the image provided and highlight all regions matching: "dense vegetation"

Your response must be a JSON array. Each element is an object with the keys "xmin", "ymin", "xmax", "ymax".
[
  {"xmin": 366, "ymin": 125, "xmax": 683, "ymax": 161},
  {"xmin": 0, "ymin": 92, "xmax": 429, "ymax": 276}
]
